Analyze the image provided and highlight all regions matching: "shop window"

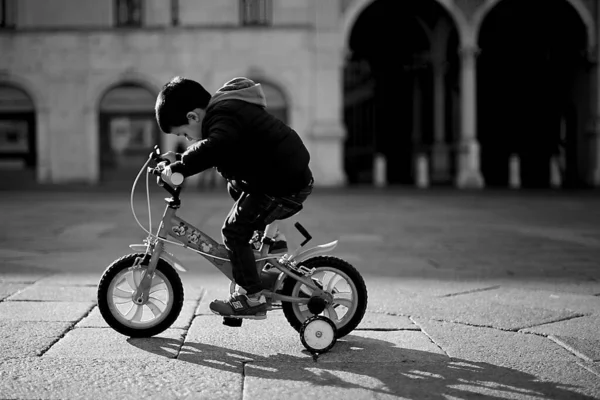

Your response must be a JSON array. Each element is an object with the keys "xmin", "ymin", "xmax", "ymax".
[
  {"xmin": 0, "ymin": 85, "xmax": 36, "ymax": 168},
  {"xmin": 115, "ymin": 0, "xmax": 143, "ymax": 27},
  {"xmin": 240, "ymin": 0, "xmax": 271, "ymax": 26}
]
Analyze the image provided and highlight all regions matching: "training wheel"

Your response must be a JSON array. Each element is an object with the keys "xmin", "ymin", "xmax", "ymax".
[{"xmin": 300, "ymin": 316, "xmax": 337, "ymax": 356}]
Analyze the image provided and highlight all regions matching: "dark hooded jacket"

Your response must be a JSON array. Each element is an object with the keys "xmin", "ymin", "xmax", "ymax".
[{"xmin": 169, "ymin": 78, "xmax": 312, "ymax": 196}]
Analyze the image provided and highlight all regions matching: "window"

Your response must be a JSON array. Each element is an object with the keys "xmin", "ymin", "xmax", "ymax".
[
  {"xmin": 0, "ymin": 0, "xmax": 16, "ymax": 29},
  {"xmin": 115, "ymin": 0, "xmax": 143, "ymax": 27},
  {"xmin": 240, "ymin": 0, "xmax": 271, "ymax": 26}
]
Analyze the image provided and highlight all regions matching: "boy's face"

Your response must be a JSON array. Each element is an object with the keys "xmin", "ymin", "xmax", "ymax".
[{"xmin": 169, "ymin": 108, "xmax": 206, "ymax": 141}]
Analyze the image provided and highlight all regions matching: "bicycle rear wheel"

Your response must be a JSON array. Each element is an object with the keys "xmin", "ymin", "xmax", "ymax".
[{"xmin": 281, "ymin": 256, "xmax": 367, "ymax": 338}]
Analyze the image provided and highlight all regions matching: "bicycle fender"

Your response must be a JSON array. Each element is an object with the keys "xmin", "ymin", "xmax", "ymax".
[
  {"xmin": 294, "ymin": 240, "xmax": 338, "ymax": 263},
  {"xmin": 128, "ymin": 244, "xmax": 187, "ymax": 272}
]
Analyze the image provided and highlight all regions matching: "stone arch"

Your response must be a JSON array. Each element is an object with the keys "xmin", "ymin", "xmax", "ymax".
[
  {"xmin": 475, "ymin": 0, "xmax": 592, "ymax": 188},
  {"xmin": 92, "ymin": 71, "xmax": 161, "ymax": 113},
  {"xmin": 342, "ymin": 0, "xmax": 469, "ymax": 50},
  {"xmin": 473, "ymin": 0, "xmax": 596, "ymax": 52},
  {"xmin": 0, "ymin": 73, "xmax": 46, "ymax": 113},
  {"xmin": 94, "ymin": 71, "xmax": 161, "ymax": 184}
]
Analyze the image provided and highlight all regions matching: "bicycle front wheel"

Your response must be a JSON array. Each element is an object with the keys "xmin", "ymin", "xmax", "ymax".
[{"xmin": 97, "ymin": 253, "xmax": 184, "ymax": 338}]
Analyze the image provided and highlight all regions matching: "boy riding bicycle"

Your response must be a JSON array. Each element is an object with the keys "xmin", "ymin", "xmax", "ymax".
[{"xmin": 154, "ymin": 76, "xmax": 313, "ymax": 318}]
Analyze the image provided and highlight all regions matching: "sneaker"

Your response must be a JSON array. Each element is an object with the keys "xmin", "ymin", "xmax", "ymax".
[{"xmin": 209, "ymin": 292, "xmax": 267, "ymax": 318}]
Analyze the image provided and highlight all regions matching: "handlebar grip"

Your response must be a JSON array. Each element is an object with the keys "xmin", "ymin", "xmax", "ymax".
[{"xmin": 161, "ymin": 169, "xmax": 184, "ymax": 186}]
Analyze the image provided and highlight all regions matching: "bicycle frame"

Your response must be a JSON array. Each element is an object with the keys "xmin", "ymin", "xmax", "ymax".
[{"xmin": 129, "ymin": 159, "xmax": 338, "ymax": 307}]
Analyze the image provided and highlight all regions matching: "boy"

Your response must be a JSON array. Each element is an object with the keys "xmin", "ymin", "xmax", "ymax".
[{"xmin": 154, "ymin": 76, "xmax": 313, "ymax": 318}]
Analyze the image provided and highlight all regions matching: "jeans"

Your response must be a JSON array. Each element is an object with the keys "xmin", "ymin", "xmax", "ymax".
[{"xmin": 222, "ymin": 180, "xmax": 313, "ymax": 295}]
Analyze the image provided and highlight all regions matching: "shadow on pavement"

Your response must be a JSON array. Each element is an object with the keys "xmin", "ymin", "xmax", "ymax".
[{"xmin": 127, "ymin": 335, "xmax": 596, "ymax": 399}]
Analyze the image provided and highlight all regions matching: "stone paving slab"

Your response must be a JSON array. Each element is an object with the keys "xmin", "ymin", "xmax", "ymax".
[
  {"xmin": 451, "ymin": 287, "xmax": 600, "ymax": 315},
  {"xmin": 413, "ymin": 318, "xmax": 581, "ymax": 365},
  {"xmin": 0, "ymin": 357, "xmax": 242, "ymax": 400},
  {"xmin": 180, "ymin": 313, "xmax": 445, "ymax": 365},
  {"xmin": 243, "ymin": 360, "xmax": 599, "ymax": 400},
  {"xmin": 522, "ymin": 314, "xmax": 600, "ymax": 337},
  {"xmin": 0, "ymin": 301, "xmax": 94, "ymax": 322},
  {"xmin": 578, "ymin": 361, "xmax": 600, "ymax": 378},
  {"xmin": 43, "ymin": 328, "xmax": 186, "ymax": 359},
  {"xmin": 0, "ymin": 320, "xmax": 72, "ymax": 358},
  {"xmin": 522, "ymin": 315, "xmax": 600, "ymax": 362},
  {"xmin": 412, "ymin": 319, "xmax": 600, "ymax": 398},
  {"xmin": 501, "ymin": 279, "xmax": 600, "ymax": 296},
  {"xmin": 364, "ymin": 276, "xmax": 502, "ymax": 298},
  {"xmin": 550, "ymin": 336, "xmax": 600, "ymax": 362},
  {"xmin": 0, "ymin": 262, "xmax": 54, "ymax": 283},
  {"xmin": 35, "ymin": 273, "xmax": 101, "ymax": 286},
  {"xmin": 76, "ymin": 302, "xmax": 199, "ymax": 330},
  {"xmin": 367, "ymin": 289, "xmax": 580, "ymax": 331},
  {"xmin": 7, "ymin": 284, "xmax": 97, "ymax": 302},
  {"xmin": 354, "ymin": 313, "xmax": 419, "ymax": 331},
  {"xmin": 0, "ymin": 282, "xmax": 29, "ymax": 301}
]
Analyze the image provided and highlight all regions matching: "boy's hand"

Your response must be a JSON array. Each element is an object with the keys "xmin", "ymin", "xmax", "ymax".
[{"xmin": 161, "ymin": 151, "xmax": 178, "ymax": 163}]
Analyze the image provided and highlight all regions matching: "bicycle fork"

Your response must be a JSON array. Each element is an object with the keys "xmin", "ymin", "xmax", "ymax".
[{"xmin": 131, "ymin": 240, "xmax": 165, "ymax": 305}]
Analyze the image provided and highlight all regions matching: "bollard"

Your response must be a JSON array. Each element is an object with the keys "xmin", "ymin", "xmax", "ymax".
[
  {"xmin": 509, "ymin": 154, "xmax": 520, "ymax": 189},
  {"xmin": 416, "ymin": 154, "xmax": 429, "ymax": 188},
  {"xmin": 550, "ymin": 156, "xmax": 562, "ymax": 189},
  {"xmin": 373, "ymin": 153, "xmax": 387, "ymax": 187}
]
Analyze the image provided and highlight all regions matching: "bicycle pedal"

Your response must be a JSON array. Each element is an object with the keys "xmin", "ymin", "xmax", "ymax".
[
  {"xmin": 222, "ymin": 317, "xmax": 243, "ymax": 327},
  {"xmin": 235, "ymin": 314, "xmax": 267, "ymax": 320}
]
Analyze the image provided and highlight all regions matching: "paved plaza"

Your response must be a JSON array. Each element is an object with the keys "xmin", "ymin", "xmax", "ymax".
[{"xmin": 0, "ymin": 185, "xmax": 599, "ymax": 399}]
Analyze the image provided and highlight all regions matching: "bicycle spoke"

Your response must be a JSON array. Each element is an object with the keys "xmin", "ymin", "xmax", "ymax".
[
  {"xmin": 148, "ymin": 295, "xmax": 166, "ymax": 306},
  {"xmin": 126, "ymin": 304, "xmax": 144, "ymax": 322},
  {"xmin": 125, "ymin": 272, "xmax": 137, "ymax": 291},
  {"xmin": 149, "ymin": 281, "xmax": 167, "ymax": 294},
  {"xmin": 298, "ymin": 303, "xmax": 309, "ymax": 313},
  {"xmin": 325, "ymin": 274, "xmax": 344, "ymax": 293},
  {"xmin": 146, "ymin": 299, "xmax": 162, "ymax": 317},
  {"xmin": 324, "ymin": 305, "xmax": 340, "ymax": 322},
  {"xmin": 116, "ymin": 276, "xmax": 127, "ymax": 287},
  {"xmin": 333, "ymin": 297, "xmax": 353, "ymax": 309},
  {"xmin": 300, "ymin": 285, "xmax": 313, "ymax": 297},
  {"xmin": 113, "ymin": 287, "xmax": 132, "ymax": 299}
]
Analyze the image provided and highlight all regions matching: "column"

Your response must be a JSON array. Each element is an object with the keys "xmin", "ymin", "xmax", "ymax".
[
  {"xmin": 592, "ymin": 116, "xmax": 600, "ymax": 185},
  {"xmin": 430, "ymin": 20, "xmax": 452, "ymax": 184},
  {"xmin": 83, "ymin": 106, "xmax": 100, "ymax": 184},
  {"xmin": 588, "ymin": 48, "xmax": 600, "ymax": 186},
  {"xmin": 35, "ymin": 107, "xmax": 52, "ymax": 183},
  {"xmin": 309, "ymin": 0, "xmax": 345, "ymax": 187},
  {"xmin": 591, "ymin": 4, "xmax": 600, "ymax": 186},
  {"xmin": 456, "ymin": 46, "xmax": 484, "ymax": 188},
  {"xmin": 431, "ymin": 58, "xmax": 450, "ymax": 183}
]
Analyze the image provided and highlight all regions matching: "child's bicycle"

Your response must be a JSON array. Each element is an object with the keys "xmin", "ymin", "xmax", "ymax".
[{"xmin": 97, "ymin": 146, "xmax": 368, "ymax": 356}]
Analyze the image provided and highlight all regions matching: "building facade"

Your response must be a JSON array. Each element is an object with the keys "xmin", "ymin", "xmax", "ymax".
[{"xmin": 1, "ymin": 0, "xmax": 599, "ymax": 189}]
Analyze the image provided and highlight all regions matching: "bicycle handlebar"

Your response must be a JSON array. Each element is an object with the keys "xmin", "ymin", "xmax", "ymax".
[{"xmin": 148, "ymin": 145, "xmax": 184, "ymax": 197}]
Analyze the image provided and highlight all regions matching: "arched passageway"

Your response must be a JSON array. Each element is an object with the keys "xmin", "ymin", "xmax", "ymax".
[
  {"xmin": 0, "ymin": 84, "xmax": 37, "ymax": 183},
  {"xmin": 344, "ymin": 0, "xmax": 460, "ymax": 186},
  {"xmin": 477, "ymin": 0, "xmax": 591, "ymax": 188},
  {"xmin": 98, "ymin": 83, "xmax": 159, "ymax": 183}
]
